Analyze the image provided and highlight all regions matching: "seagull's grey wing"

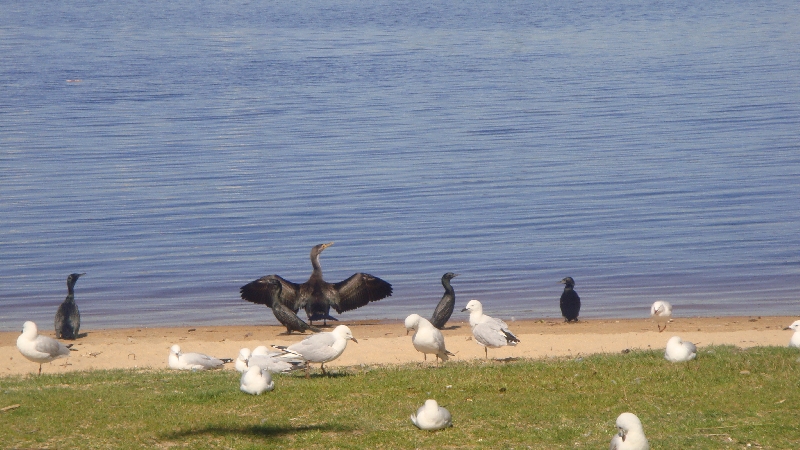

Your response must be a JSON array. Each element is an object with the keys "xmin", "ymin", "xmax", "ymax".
[
  {"xmin": 609, "ymin": 435, "xmax": 621, "ymax": 450},
  {"xmin": 34, "ymin": 336, "xmax": 69, "ymax": 357},
  {"xmin": 288, "ymin": 333, "xmax": 338, "ymax": 361},
  {"xmin": 684, "ymin": 341, "xmax": 697, "ymax": 353},
  {"xmin": 182, "ymin": 352, "xmax": 224, "ymax": 368},
  {"xmin": 472, "ymin": 322, "xmax": 509, "ymax": 347},
  {"xmin": 249, "ymin": 354, "xmax": 304, "ymax": 373}
]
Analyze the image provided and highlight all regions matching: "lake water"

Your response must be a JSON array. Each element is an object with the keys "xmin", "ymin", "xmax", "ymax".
[{"xmin": 2, "ymin": 0, "xmax": 799, "ymax": 331}]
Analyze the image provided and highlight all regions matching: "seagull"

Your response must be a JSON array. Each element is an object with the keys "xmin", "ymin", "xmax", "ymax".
[
  {"xmin": 664, "ymin": 336, "xmax": 697, "ymax": 362},
  {"xmin": 54, "ymin": 272, "xmax": 85, "ymax": 339},
  {"xmin": 609, "ymin": 412, "xmax": 649, "ymax": 450},
  {"xmin": 168, "ymin": 345, "xmax": 232, "ymax": 370},
  {"xmin": 249, "ymin": 345, "xmax": 306, "ymax": 373},
  {"xmin": 273, "ymin": 324, "xmax": 357, "ymax": 377},
  {"xmin": 650, "ymin": 301, "xmax": 672, "ymax": 332},
  {"xmin": 240, "ymin": 366, "xmax": 274, "ymax": 395},
  {"xmin": 405, "ymin": 314, "xmax": 454, "ymax": 363},
  {"xmin": 235, "ymin": 348, "xmax": 251, "ymax": 373},
  {"xmin": 16, "ymin": 321, "xmax": 73, "ymax": 375},
  {"xmin": 411, "ymin": 399, "xmax": 452, "ymax": 431},
  {"xmin": 461, "ymin": 299, "xmax": 519, "ymax": 359},
  {"xmin": 785, "ymin": 320, "xmax": 800, "ymax": 348},
  {"xmin": 430, "ymin": 272, "xmax": 458, "ymax": 329},
  {"xmin": 559, "ymin": 277, "xmax": 580, "ymax": 322}
]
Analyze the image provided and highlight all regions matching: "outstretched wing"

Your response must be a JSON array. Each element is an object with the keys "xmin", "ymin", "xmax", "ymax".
[
  {"xmin": 240, "ymin": 275, "xmax": 301, "ymax": 311},
  {"xmin": 331, "ymin": 273, "xmax": 392, "ymax": 314}
]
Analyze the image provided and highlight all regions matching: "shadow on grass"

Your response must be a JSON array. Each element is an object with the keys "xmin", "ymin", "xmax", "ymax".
[{"xmin": 160, "ymin": 422, "xmax": 352, "ymax": 441}]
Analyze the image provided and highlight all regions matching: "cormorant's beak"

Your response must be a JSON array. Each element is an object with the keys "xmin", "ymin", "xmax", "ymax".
[
  {"xmin": 453, "ymin": 273, "xmax": 460, "ymax": 277},
  {"xmin": 558, "ymin": 279, "xmax": 566, "ymax": 284},
  {"xmin": 322, "ymin": 242, "xmax": 334, "ymax": 249}
]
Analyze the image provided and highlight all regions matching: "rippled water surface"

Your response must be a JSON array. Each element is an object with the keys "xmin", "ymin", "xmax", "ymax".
[{"xmin": 2, "ymin": 0, "xmax": 799, "ymax": 330}]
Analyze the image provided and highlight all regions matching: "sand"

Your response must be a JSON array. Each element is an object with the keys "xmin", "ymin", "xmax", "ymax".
[{"xmin": 1, "ymin": 316, "xmax": 795, "ymax": 376}]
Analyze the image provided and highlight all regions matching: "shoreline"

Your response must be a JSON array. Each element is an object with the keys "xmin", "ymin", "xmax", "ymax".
[{"xmin": 2, "ymin": 316, "xmax": 796, "ymax": 377}]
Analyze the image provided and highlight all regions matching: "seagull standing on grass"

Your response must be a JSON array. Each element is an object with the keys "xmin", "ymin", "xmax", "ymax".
[
  {"xmin": 250, "ymin": 345, "xmax": 305, "ymax": 373},
  {"xmin": 785, "ymin": 320, "xmax": 800, "ymax": 348},
  {"xmin": 16, "ymin": 321, "xmax": 73, "ymax": 375},
  {"xmin": 411, "ymin": 399, "xmax": 452, "ymax": 430},
  {"xmin": 609, "ymin": 412, "xmax": 649, "ymax": 450},
  {"xmin": 240, "ymin": 366, "xmax": 274, "ymax": 395},
  {"xmin": 405, "ymin": 314, "xmax": 454, "ymax": 363},
  {"xmin": 650, "ymin": 301, "xmax": 672, "ymax": 332},
  {"xmin": 168, "ymin": 345, "xmax": 231, "ymax": 370},
  {"xmin": 461, "ymin": 299, "xmax": 519, "ymax": 359},
  {"xmin": 274, "ymin": 324, "xmax": 357, "ymax": 377},
  {"xmin": 664, "ymin": 336, "xmax": 697, "ymax": 362}
]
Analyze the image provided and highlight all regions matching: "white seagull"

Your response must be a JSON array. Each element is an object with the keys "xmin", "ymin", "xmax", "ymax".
[
  {"xmin": 168, "ymin": 344, "xmax": 231, "ymax": 370},
  {"xmin": 235, "ymin": 348, "xmax": 251, "ymax": 373},
  {"xmin": 16, "ymin": 321, "xmax": 73, "ymax": 375},
  {"xmin": 461, "ymin": 299, "xmax": 519, "ymax": 359},
  {"xmin": 249, "ymin": 345, "xmax": 305, "ymax": 373},
  {"xmin": 785, "ymin": 320, "xmax": 800, "ymax": 348},
  {"xmin": 411, "ymin": 399, "xmax": 452, "ymax": 431},
  {"xmin": 609, "ymin": 412, "xmax": 649, "ymax": 450},
  {"xmin": 240, "ymin": 366, "xmax": 274, "ymax": 395},
  {"xmin": 650, "ymin": 301, "xmax": 672, "ymax": 332},
  {"xmin": 405, "ymin": 314, "xmax": 454, "ymax": 363},
  {"xmin": 274, "ymin": 324, "xmax": 357, "ymax": 377},
  {"xmin": 664, "ymin": 336, "xmax": 697, "ymax": 362}
]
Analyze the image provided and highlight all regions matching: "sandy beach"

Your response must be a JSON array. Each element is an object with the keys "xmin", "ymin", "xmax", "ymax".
[{"xmin": 2, "ymin": 316, "xmax": 795, "ymax": 377}]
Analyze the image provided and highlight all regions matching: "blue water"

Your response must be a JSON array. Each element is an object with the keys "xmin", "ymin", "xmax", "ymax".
[{"xmin": 2, "ymin": 0, "xmax": 799, "ymax": 331}]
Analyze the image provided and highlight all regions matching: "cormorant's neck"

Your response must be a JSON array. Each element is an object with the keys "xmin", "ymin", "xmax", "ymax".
[
  {"xmin": 64, "ymin": 293, "xmax": 75, "ymax": 303},
  {"xmin": 563, "ymin": 285, "xmax": 574, "ymax": 292},
  {"xmin": 442, "ymin": 279, "xmax": 455, "ymax": 295},
  {"xmin": 310, "ymin": 252, "xmax": 323, "ymax": 274}
]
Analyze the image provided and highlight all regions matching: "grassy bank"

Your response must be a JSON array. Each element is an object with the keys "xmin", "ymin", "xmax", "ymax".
[{"xmin": 1, "ymin": 346, "xmax": 798, "ymax": 449}]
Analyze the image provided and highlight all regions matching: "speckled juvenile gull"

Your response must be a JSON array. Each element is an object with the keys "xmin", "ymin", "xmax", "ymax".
[
  {"xmin": 461, "ymin": 299, "xmax": 519, "ymax": 359},
  {"xmin": 405, "ymin": 314, "xmax": 454, "ymax": 363},
  {"xmin": 274, "ymin": 324, "xmax": 357, "ymax": 377},
  {"xmin": 16, "ymin": 321, "xmax": 73, "ymax": 374},
  {"xmin": 650, "ymin": 301, "xmax": 672, "ymax": 332},
  {"xmin": 240, "ymin": 366, "xmax": 274, "ymax": 395},
  {"xmin": 785, "ymin": 320, "xmax": 800, "ymax": 348},
  {"xmin": 664, "ymin": 336, "xmax": 697, "ymax": 362},
  {"xmin": 609, "ymin": 412, "xmax": 649, "ymax": 450},
  {"xmin": 411, "ymin": 399, "xmax": 452, "ymax": 431},
  {"xmin": 168, "ymin": 344, "xmax": 231, "ymax": 370}
]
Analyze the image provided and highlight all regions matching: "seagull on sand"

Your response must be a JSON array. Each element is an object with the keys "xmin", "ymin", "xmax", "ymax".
[
  {"xmin": 650, "ymin": 301, "xmax": 672, "ymax": 332},
  {"xmin": 609, "ymin": 412, "xmax": 649, "ymax": 450},
  {"xmin": 405, "ymin": 314, "xmax": 454, "ymax": 363},
  {"xmin": 273, "ymin": 324, "xmax": 357, "ymax": 377},
  {"xmin": 168, "ymin": 345, "xmax": 231, "ymax": 370},
  {"xmin": 461, "ymin": 299, "xmax": 519, "ymax": 359},
  {"xmin": 411, "ymin": 399, "xmax": 452, "ymax": 431},
  {"xmin": 16, "ymin": 321, "xmax": 73, "ymax": 374},
  {"xmin": 240, "ymin": 366, "xmax": 274, "ymax": 395},
  {"xmin": 785, "ymin": 320, "xmax": 800, "ymax": 348},
  {"xmin": 664, "ymin": 336, "xmax": 697, "ymax": 362}
]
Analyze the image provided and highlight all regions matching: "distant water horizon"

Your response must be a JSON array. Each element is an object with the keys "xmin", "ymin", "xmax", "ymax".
[{"xmin": 1, "ymin": 0, "xmax": 799, "ymax": 332}]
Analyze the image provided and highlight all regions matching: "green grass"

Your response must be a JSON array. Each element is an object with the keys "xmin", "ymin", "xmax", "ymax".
[{"xmin": 1, "ymin": 346, "xmax": 799, "ymax": 449}]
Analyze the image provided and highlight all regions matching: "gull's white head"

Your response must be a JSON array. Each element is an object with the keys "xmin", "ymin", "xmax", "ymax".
[
  {"xmin": 616, "ymin": 412, "xmax": 644, "ymax": 441},
  {"xmin": 333, "ymin": 325, "xmax": 357, "ymax": 343},
  {"xmin": 785, "ymin": 320, "xmax": 800, "ymax": 332},
  {"xmin": 21, "ymin": 321, "xmax": 39, "ymax": 338},
  {"xmin": 170, "ymin": 345, "xmax": 181, "ymax": 355},
  {"xmin": 405, "ymin": 314, "xmax": 422, "ymax": 332},
  {"xmin": 238, "ymin": 348, "xmax": 251, "ymax": 360},
  {"xmin": 461, "ymin": 299, "xmax": 483, "ymax": 314}
]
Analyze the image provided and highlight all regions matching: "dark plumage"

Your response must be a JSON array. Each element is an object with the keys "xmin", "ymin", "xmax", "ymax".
[
  {"xmin": 559, "ymin": 276, "xmax": 580, "ymax": 322},
  {"xmin": 429, "ymin": 272, "xmax": 458, "ymax": 329},
  {"xmin": 54, "ymin": 273, "xmax": 85, "ymax": 339},
  {"xmin": 263, "ymin": 278, "xmax": 321, "ymax": 334},
  {"xmin": 240, "ymin": 242, "xmax": 393, "ymax": 326}
]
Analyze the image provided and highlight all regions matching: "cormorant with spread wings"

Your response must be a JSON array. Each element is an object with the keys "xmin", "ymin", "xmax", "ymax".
[{"xmin": 240, "ymin": 242, "xmax": 393, "ymax": 326}]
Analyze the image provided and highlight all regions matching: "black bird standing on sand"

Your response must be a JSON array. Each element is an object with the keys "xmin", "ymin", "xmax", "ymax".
[
  {"xmin": 263, "ymin": 278, "xmax": 321, "ymax": 334},
  {"xmin": 429, "ymin": 272, "xmax": 458, "ymax": 329},
  {"xmin": 240, "ymin": 242, "xmax": 393, "ymax": 326},
  {"xmin": 559, "ymin": 276, "xmax": 580, "ymax": 322},
  {"xmin": 55, "ymin": 273, "xmax": 85, "ymax": 339}
]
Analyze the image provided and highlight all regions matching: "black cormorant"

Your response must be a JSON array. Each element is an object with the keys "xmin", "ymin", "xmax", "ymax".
[
  {"xmin": 429, "ymin": 272, "xmax": 458, "ymax": 329},
  {"xmin": 240, "ymin": 242, "xmax": 393, "ymax": 326},
  {"xmin": 559, "ymin": 276, "xmax": 580, "ymax": 322},
  {"xmin": 54, "ymin": 273, "xmax": 85, "ymax": 339},
  {"xmin": 263, "ymin": 278, "xmax": 321, "ymax": 334}
]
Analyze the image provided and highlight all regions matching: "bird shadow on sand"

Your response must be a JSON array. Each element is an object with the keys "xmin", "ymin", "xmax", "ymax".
[
  {"xmin": 441, "ymin": 325, "xmax": 462, "ymax": 331},
  {"xmin": 160, "ymin": 422, "xmax": 352, "ymax": 441}
]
